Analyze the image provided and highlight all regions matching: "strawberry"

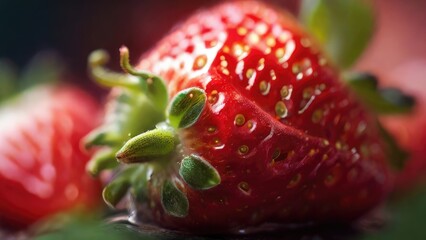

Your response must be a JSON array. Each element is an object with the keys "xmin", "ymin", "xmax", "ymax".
[
  {"xmin": 85, "ymin": 1, "xmax": 391, "ymax": 233},
  {"xmin": 0, "ymin": 61, "xmax": 101, "ymax": 230}
]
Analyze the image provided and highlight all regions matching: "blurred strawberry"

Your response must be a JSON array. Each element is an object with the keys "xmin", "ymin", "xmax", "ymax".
[
  {"xmin": 378, "ymin": 61, "xmax": 426, "ymax": 190},
  {"xmin": 0, "ymin": 55, "xmax": 102, "ymax": 231}
]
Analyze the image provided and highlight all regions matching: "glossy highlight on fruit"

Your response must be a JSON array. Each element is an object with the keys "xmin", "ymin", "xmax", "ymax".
[{"xmin": 85, "ymin": 1, "xmax": 391, "ymax": 233}]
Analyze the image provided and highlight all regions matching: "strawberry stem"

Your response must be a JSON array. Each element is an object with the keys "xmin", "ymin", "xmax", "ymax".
[{"xmin": 88, "ymin": 50, "xmax": 140, "ymax": 90}]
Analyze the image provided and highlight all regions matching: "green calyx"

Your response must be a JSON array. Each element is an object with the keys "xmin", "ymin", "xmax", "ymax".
[
  {"xmin": 116, "ymin": 128, "xmax": 178, "ymax": 164},
  {"xmin": 85, "ymin": 47, "xmax": 220, "ymax": 218},
  {"xmin": 161, "ymin": 180, "xmax": 189, "ymax": 217},
  {"xmin": 179, "ymin": 155, "xmax": 221, "ymax": 190},
  {"xmin": 168, "ymin": 87, "xmax": 207, "ymax": 129}
]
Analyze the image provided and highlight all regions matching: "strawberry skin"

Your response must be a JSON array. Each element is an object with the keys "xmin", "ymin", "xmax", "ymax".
[
  {"xmin": 87, "ymin": 1, "xmax": 391, "ymax": 233},
  {"xmin": 0, "ymin": 85, "xmax": 101, "ymax": 230}
]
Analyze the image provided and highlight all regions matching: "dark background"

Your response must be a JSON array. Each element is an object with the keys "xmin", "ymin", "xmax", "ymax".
[{"xmin": 0, "ymin": 0, "xmax": 298, "ymax": 90}]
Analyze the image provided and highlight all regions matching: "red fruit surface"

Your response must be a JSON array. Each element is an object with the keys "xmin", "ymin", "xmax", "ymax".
[
  {"xmin": 378, "ymin": 62, "xmax": 426, "ymax": 190},
  {"xmin": 0, "ymin": 85, "xmax": 101, "ymax": 230},
  {"xmin": 128, "ymin": 1, "xmax": 392, "ymax": 232}
]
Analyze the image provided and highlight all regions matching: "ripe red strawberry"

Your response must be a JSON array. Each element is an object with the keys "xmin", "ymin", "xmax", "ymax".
[
  {"xmin": 0, "ymin": 84, "xmax": 101, "ymax": 230},
  {"xmin": 85, "ymin": 1, "xmax": 391, "ymax": 233}
]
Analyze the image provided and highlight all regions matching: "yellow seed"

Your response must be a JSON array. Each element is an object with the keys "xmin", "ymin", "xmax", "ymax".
[
  {"xmin": 275, "ymin": 101, "xmax": 288, "ymax": 118},
  {"xmin": 259, "ymin": 81, "xmax": 270, "ymax": 95},
  {"xmin": 208, "ymin": 90, "xmax": 218, "ymax": 103},
  {"xmin": 246, "ymin": 120, "xmax": 254, "ymax": 130},
  {"xmin": 238, "ymin": 145, "xmax": 249, "ymax": 155},
  {"xmin": 232, "ymin": 44, "xmax": 244, "ymax": 57},
  {"xmin": 193, "ymin": 54, "xmax": 207, "ymax": 70},
  {"xmin": 246, "ymin": 68, "xmax": 255, "ymax": 79},
  {"xmin": 270, "ymin": 70, "xmax": 277, "ymax": 80},
  {"xmin": 257, "ymin": 58, "xmax": 265, "ymax": 71},
  {"xmin": 234, "ymin": 114, "xmax": 246, "ymax": 126},
  {"xmin": 222, "ymin": 68, "xmax": 230, "ymax": 76},
  {"xmin": 300, "ymin": 38, "xmax": 311, "ymax": 48},
  {"xmin": 247, "ymin": 32, "xmax": 260, "ymax": 44},
  {"xmin": 275, "ymin": 48, "xmax": 285, "ymax": 60},
  {"xmin": 238, "ymin": 182, "xmax": 251, "ymax": 193},
  {"xmin": 280, "ymin": 85, "xmax": 291, "ymax": 99},
  {"xmin": 220, "ymin": 60, "xmax": 228, "ymax": 68},
  {"xmin": 207, "ymin": 126, "xmax": 216, "ymax": 133},
  {"xmin": 272, "ymin": 149, "xmax": 281, "ymax": 161},
  {"xmin": 266, "ymin": 35, "xmax": 276, "ymax": 47},
  {"xmin": 223, "ymin": 46, "xmax": 230, "ymax": 53},
  {"xmin": 287, "ymin": 174, "xmax": 301, "ymax": 188},
  {"xmin": 312, "ymin": 109, "xmax": 324, "ymax": 123},
  {"xmin": 237, "ymin": 27, "xmax": 248, "ymax": 36}
]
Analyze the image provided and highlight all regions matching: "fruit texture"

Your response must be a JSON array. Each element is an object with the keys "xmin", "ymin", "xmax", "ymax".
[{"xmin": 86, "ymin": 1, "xmax": 391, "ymax": 233}]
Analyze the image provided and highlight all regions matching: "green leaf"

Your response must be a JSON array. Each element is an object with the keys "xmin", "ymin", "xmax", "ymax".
[
  {"xmin": 0, "ymin": 60, "xmax": 17, "ymax": 101},
  {"xmin": 129, "ymin": 165, "xmax": 151, "ymax": 202},
  {"xmin": 115, "ymin": 128, "xmax": 177, "ymax": 164},
  {"xmin": 103, "ymin": 167, "xmax": 137, "ymax": 208},
  {"xmin": 346, "ymin": 73, "xmax": 415, "ymax": 114},
  {"xmin": 167, "ymin": 87, "xmax": 206, "ymax": 129},
  {"xmin": 86, "ymin": 148, "xmax": 119, "ymax": 177},
  {"xmin": 362, "ymin": 187, "xmax": 426, "ymax": 240},
  {"xmin": 161, "ymin": 180, "xmax": 189, "ymax": 218},
  {"xmin": 19, "ymin": 52, "xmax": 63, "ymax": 89},
  {"xmin": 140, "ymin": 76, "xmax": 168, "ymax": 111},
  {"xmin": 300, "ymin": 0, "xmax": 375, "ymax": 68},
  {"xmin": 378, "ymin": 122, "xmax": 408, "ymax": 170},
  {"xmin": 179, "ymin": 155, "xmax": 221, "ymax": 190}
]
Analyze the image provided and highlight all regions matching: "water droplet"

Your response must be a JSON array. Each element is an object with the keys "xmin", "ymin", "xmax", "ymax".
[
  {"xmin": 312, "ymin": 109, "xmax": 324, "ymax": 123},
  {"xmin": 275, "ymin": 101, "xmax": 288, "ymax": 118},
  {"xmin": 238, "ymin": 145, "xmax": 249, "ymax": 155},
  {"xmin": 238, "ymin": 182, "xmax": 251, "ymax": 195},
  {"xmin": 287, "ymin": 174, "xmax": 301, "ymax": 188},
  {"xmin": 280, "ymin": 85, "xmax": 293, "ymax": 100},
  {"xmin": 193, "ymin": 55, "xmax": 207, "ymax": 70},
  {"xmin": 208, "ymin": 90, "xmax": 218, "ymax": 103},
  {"xmin": 237, "ymin": 27, "xmax": 248, "ymax": 36},
  {"xmin": 234, "ymin": 114, "xmax": 246, "ymax": 126},
  {"xmin": 259, "ymin": 81, "xmax": 270, "ymax": 95}
]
